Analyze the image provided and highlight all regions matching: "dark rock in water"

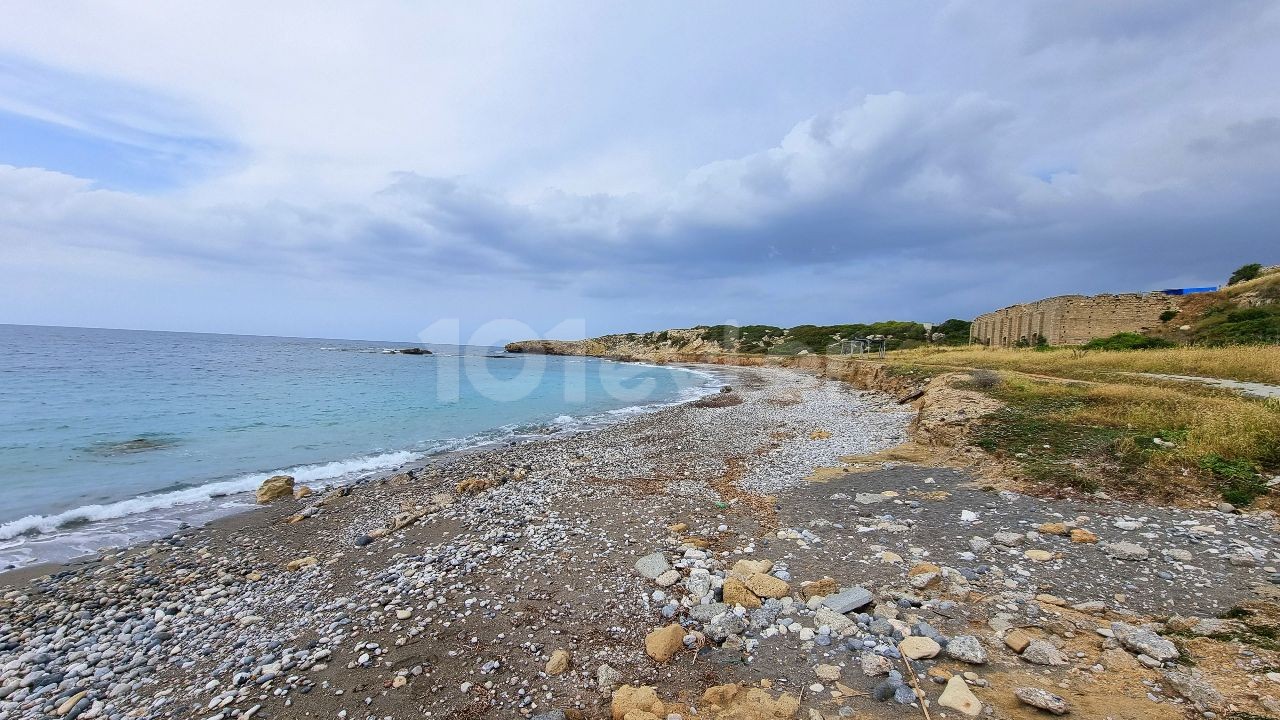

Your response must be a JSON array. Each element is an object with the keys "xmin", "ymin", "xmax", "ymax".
[
  {"xmin": 396, "ymin": 347, "xmax": 432, "ymax": 355},
  {"xmin": 720, "ymin": 385, "xmax": 734, "ymax": 393},
  {"xmin": 88, "ymin": 436, "xmax": 178, "ymax": 455}
]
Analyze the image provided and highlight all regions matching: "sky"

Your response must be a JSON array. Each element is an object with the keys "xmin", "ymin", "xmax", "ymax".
[{"xmin": 0, "ymin": 1, "xmax": 1278, "ymax": 343}]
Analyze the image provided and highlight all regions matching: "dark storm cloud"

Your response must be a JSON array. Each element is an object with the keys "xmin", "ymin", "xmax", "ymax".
[{"xmin": 2, "ymin": 0, "xmax": 1278, "ymax": 334}]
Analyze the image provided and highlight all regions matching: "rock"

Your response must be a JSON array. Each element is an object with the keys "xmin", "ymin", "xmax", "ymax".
[
  {"xmin": 293, "ymin": 485, "xmax": 313, "ymax": 499},
  {"xmin": 1112, "ymin": 622, "xmax": 1178, "ymax": 662},
  {"xmin": 938, "ymin": 676, "xmax": 982, "ymax": 716},
  {"xmin": 909, "ymin": 571, "xmax": 939, "ymax": 589},
  {"xmin": 644, "ymin": 624, "xmax": 686, "ymax": 663},
  {"xmin": 705, "ymin": 611, "xmax": 748, "ymax": 641},
  {"xmin": 57, "ymin": 691, "xmax": 87, "ymax": 715},
  {"xmin": 1014, "ymin": 687, "xmax": 1068, "ymax": 715},
  {"xmin": 286, "ymin": 556, "xmax": 318, "ymax": 571},
  {"xmin": 815, "ymin": 664, "xmax": 840, "ymax": 681},
  {"xmin": 731, "ymin": 559, "xmax": 774, "ymax": 576},
  {"xmin": 993, "ymin": 531, "xmax": 1024, "ymax": 547},
  {"xmin": 723, "ymin": 577, "xmax": 763, "ymax": 608},
  {"xmin": 597, "ymin": 664, "xmax": 622, "ymax": 693},
  {"xmin": 1099, "ymin": 648, "xmax": 1140, "ymax": 671},
  {"xmin": 946, "ymin": 635, "xmax": 988, "ymax": 664},
  {"xmin": 1020, "ymin": 639, "xmax": 1066, "ymax": 666},
  {"xmin": 1105, "ymin": 541, "xmax": 1149, "ymax": 561},
  {"xmin": 1024, "ymin": 549, "xmax": 1055, "ymax": 562},
  {"xmin": 700, "ymin": 684, "xmax": 800, "ymax": 718},
  {"xmin": 655, "ymin": 569, "xmax": 681, "ymax": 587},
  {"xmin": 396, "ymin": 347, "xmax": 432, "ymax": 354},
  {"xmin": 814, "ymin": 607, "xmax": 856, "ymax": 635},
  {"xmin": 1003, "ymin": 629, "xmax": 1032, "ymax": 653},
  {"xmin": 612, "ymin": 686, "xmax": 664, "ymax": 720},
  {"xmin": 745, "ymin": 573, "xmax": 789, "ymax": 599},
  {"xmin": 1163, "ymin": 669, "xmax": 1225, "ymax": 712},
  {"xmin": 635, "ymin": 552, "xmax": 671, "ymax": 579},
  {"xmin": 861, "ymin": 653, "xmax": 893, "ymax": 677},
  {"xmin": 546, "ymin": 649, "xmax": 571, "ymax": 676},
  {"xmin": 898, "ymin": 636, "xmax": 941, "ymax": 660},
  {"xmin": 1070, "ymin": 528, "xmax": 1098, "ymax": 543},
  {"xmin": 855, "ymin": 493, "xmax": 891, "ymax": 505},
  {"xmin": 255, "ymin": 475, "xmax": 295, "ymax": 503},
  {"xmin": 799, "ymin": 577, "xmax": 839, "ymax": 599},
  {"xmin": 1216, "ymin": 502, "xmax": 1236, "ymax": 514},
  {"xmin": 820, "ymin": 586, "xmax": 873, "ymax": 613},
  {"xmin": 690, "ymin": 602, "xmax": 730, "ymax": 622},
  {"xmin": 1038, "ymin": 522, "xmax": 1069, "ymax": 536}
]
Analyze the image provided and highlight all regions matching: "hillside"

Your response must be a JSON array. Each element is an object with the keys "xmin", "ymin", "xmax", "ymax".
[
  {"xmin": 1150, "ymin": 265, "xmax": 1280, "ymax": 345},
  {"xmin": 505, "ymin": 319, "xmax": 972, "ymax": 358}
]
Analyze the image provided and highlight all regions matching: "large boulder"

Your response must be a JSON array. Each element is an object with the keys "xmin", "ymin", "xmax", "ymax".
[
  {"xmin": 256, "ymin": 475, "xmax": 295, "ymax": 503},
  {"xmin": 1112, "ymin": 622, "xmax": 1179, "ymax": 662},
  {"xmin": 938, "ymin": 675, "xmax": 982, "ymax": 716},
  {"xmin": 644, "ymin": 624, "xmax": 685, "ymax": 662},
  {"xmin": 611, "ymin": 686, "xmax": 664, "ymax": 720}
]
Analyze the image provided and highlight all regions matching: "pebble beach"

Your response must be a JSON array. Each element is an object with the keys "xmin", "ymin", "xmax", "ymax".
[{"xmin": 4, "ymin": 364, "xmax": 1280, "ymax": 720}]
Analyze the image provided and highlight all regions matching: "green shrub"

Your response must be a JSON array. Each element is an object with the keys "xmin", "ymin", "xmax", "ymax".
[
  {"xmin": 1229, "ymin": 263, "xmax": 1263, "ymax": 286},
  {"xmin": 1082, "ymin": 333, "xmax": 1178, "ymax": 351},
  {"xmin": 1160, "ymin": 309, "xmax": 1179, "ymax": 322},
  {"xmin": 1227, "ymin": 308, "xmax": 1271, "ymax": 323},
  {"xmin": 1201, "ymin": 453, "xmax": 1268, "ymax": 505}
]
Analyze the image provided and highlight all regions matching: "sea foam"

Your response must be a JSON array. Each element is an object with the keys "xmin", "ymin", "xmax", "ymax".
[{"xmin": 0, "ymin": 450, "xmax": 419, "ymax": 540}]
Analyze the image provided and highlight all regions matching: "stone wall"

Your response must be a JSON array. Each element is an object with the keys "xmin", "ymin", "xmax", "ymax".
[{"xmin": 970, "ymin": 293, "xmax": 1178, "ymax": 347}]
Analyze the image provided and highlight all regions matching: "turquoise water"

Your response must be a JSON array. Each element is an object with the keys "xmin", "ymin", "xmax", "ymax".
[{"xmin": 0, "ymin": 324, "xmax": 718, "ymax": 567}]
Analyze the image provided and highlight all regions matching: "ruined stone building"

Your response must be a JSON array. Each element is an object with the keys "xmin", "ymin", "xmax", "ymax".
[{"xmin": 970, "ymin": 293, "xmax": 1178, "ymax": 347}]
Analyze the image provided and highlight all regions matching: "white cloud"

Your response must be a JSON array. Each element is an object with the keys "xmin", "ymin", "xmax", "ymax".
[{"xmin": 0, "ymin": 2, "xmax": 1278, "ymax": 338}]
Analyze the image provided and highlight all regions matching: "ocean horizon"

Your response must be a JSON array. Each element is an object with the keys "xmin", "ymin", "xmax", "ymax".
[{"xmin": 0, "ymin": 323, "xmax": 720, "ymax": 568}]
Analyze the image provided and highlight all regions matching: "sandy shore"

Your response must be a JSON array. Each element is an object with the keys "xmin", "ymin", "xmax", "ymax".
[{"xmin": 3, "ymin": 364, "xmax": 1280, "ymax": 719}]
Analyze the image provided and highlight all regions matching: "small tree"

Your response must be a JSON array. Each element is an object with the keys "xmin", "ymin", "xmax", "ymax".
[{"xmin": 1229, "ymin": 263, "xmax": 1262, "ymax": 285}]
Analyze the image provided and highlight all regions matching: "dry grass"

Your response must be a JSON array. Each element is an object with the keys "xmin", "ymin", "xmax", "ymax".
[
  {"xmin": 963, "ymin": 371, "xmax": 1280, "ymax": 503},
  {"xmin": 886, "ymin": 344, "xmax": 1280, "ymax": 384}
]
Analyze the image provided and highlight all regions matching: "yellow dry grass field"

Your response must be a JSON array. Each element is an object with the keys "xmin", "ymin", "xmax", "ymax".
[
  {"xmin": 887, "ymin": 344, "xmax": 1280, "ymax": 384},
  {"xmin": 867, "ymin": 343, "xmax": 1280, "ymax": 503}
]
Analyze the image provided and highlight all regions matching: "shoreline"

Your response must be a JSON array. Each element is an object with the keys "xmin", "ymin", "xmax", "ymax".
[
  {"xmin": 3, "ymin": 363, "xmax": 1278, "ymax": 719},
  {"xmin": 0, "ymin": 361, "xmax": 728, "ymax": 575}
]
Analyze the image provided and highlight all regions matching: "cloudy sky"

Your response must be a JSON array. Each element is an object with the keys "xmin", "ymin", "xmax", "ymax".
[{"xmin": 1, "ymin": 2, "xmax": 1277, "ymax": 342}]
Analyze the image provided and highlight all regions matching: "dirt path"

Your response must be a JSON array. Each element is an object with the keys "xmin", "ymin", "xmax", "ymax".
[{"xmin": 1130, "ymin": 371, "xmax": 1280, "ymax": 399}]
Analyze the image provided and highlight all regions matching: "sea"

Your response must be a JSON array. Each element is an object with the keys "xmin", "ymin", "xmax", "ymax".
[{"xmin": 0, "ymin": 324, "xmax": 721, "ymax": 569}]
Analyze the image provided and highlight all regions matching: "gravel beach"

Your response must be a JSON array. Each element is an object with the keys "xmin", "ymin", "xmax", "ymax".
[{"xmin": 3, "ymin": 364, "xmax": 1279, "ymax": 719}]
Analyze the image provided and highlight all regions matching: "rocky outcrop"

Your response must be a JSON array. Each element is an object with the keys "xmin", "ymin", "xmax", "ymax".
[
  {"xmin": 395, "ymin": 347, "xmax": 432, "ymax": 355},
  {"xmin": 256, "ymin": 475, "xmax": 295, "ymax": 503}
]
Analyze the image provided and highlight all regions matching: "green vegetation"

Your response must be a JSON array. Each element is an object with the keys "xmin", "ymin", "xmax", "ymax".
[
  {"xmin": 1159, "ymin": 309, "xmax": 1179, "ymax": 322},
  {"xmin": 1230, "ymin": 262, "xmax": 1263, "ymax": 285},
  {"xmin": 926, "ymin": 364, "xmax": 1280, "ymax": 502},
  {"xmin": 1193, "ymin": 304, "xmax": 1280, "ymax": 345},
  {"xmin": 889, "ymin": 344, "xmax": 1280, "ymax": 384},
  {"xmin": 695, "ymin": 318, "xmax": 972, "ymax": 354},
  {"xmin": 1082, "ymin": 332, "xmax": 1177, "ymax": 351},
  {"xmin": 1201, "ymin": 453, "xmax": 1268, "ymax": 505}
]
